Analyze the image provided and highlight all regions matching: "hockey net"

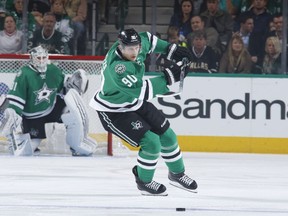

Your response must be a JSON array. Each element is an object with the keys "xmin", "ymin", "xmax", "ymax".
[{"xmin": 0, "ymin": 54, "xmax": 129, "ymax": 156}]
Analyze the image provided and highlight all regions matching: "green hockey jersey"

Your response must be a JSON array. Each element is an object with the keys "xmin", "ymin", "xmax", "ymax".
[
  {"xmin": 89, "ymin": 32, "xmax": 170, "ymax": 112},
  {"xmin": 7, "ymin": 64, "xmax": 64, "ymax": 119}
]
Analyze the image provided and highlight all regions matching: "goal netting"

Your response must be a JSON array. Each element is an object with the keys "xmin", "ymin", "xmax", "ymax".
[{"xmin": 0, "ymin": 54, "xmax": 129, "ymax": 156}]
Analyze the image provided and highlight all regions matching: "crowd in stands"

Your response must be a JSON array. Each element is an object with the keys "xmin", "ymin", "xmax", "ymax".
[
  {"xmin": 165, "ymin": 0, "xmax": 287, "ymax": 74},
  {"xmin": 0, "ymin": 0, "xmax": 286, "ymax": 74},
  {"xmin": 0, "ymin": 0, "xmax": 88, "ymax": 55}
]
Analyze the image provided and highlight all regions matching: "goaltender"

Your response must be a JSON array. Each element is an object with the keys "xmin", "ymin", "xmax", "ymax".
[{"xmin": 0, "ymin": 45, "xmax": 97, "ymax": 156}]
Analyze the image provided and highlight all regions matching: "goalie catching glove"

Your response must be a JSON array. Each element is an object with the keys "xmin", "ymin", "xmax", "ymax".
[
  {"xmin": 160, "ymin": 58, "xmax": 190, "ymax": 86},
  {"xmin": 166, "ymin": 43, "xmax": 193, "ymax": 62}
]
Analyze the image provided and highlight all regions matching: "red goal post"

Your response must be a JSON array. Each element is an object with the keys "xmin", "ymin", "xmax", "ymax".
[{"xmin": 0, "ymin": 54, "xmax": 119, "ymax": 156}]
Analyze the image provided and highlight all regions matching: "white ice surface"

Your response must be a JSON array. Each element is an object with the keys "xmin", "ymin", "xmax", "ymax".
[{"xmin": 0, "ymin": 152, "xmax": 287, "ymax": 216}]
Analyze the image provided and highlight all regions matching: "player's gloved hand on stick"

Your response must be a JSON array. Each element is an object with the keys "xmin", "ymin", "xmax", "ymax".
[
  {"xmin": 166, "ymin": 43, "xmax": 193, "ymax": 62},
  {"xmin": 160, "ymin": 58, "xmax": 190, "ymax": 86}
]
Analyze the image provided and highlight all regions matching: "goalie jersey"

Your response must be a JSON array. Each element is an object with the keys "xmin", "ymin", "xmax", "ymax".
[
  {"xmin": 7, "ymin": 64, "xmax": 64, "ymax": 119},
  {"xmin": 90, "ymin": 32, "xmax": 170, "ymax": 112}
]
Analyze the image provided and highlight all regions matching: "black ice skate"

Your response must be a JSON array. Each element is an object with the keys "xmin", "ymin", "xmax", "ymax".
[
  {"xmin": 132, "ymin": 166, "xmax": 168, "ymax": 196},
  {"xmin": 168, "ymin": 171, "xmax": 198, "ymax": 193}
]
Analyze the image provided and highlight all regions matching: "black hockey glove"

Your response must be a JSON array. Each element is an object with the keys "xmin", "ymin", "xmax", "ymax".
[
  {"xmin": 166, "ymin": 43, "xmax": 193, "ymax": 62},
  {"xmin": 160, "ymin": 58, "xmax": 189, "ymax": 86}
]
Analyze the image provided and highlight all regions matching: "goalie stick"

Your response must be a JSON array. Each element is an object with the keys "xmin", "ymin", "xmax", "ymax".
[{"xmin": 156, "ymin": 58, "xmax": 189, "ymax": 98}]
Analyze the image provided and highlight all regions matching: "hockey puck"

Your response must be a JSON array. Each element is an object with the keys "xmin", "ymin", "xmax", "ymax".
[{"xmin": 176, "ymin": 208, "xmax": 186, "ymax": 211}]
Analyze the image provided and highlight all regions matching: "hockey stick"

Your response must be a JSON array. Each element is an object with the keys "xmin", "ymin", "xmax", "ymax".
[{"xmin": 156, "ymin": 58, "xmax": 189, "ymax": 98}]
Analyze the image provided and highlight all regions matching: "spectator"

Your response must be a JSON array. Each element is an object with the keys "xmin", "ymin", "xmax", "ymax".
[
  {"xmin": 169, "ymin": 0, "xmax": 194, "ymax": 41},
  {"xmin": 219, "ymin": 34, "xmax": 252, "ymax": 73},
  {"xmin": 0, "ymin": 15, "xmax": 23, "ymax": 53},
  {"xmin": 167, "ymin": 25, "xmax": 187, "ymax": 47},
  {"xmin": 238, "ymin": 0, "xmax": 280, "ymax": 14},
  {"xmin": 187, "ymin": 15, "xmax": 222, "ymax": 57},
  {"xmin": 235, "ymin": 0, "xmax": 272, "ymax": 37},
  {"xmin": 28, "ymin": 12, "xmax": 69, "ymax": 54},
  {"xmin": 261, "ymin": 36, "xmax": 282, "ymax": 74},
  {"xmin": 64, "ymin": 0, "xmax": 87, "ymax": 55},
  {"xmin": 266, "ymin": 13, "xmax": 283, "ymax": 46},
  {"xmin": 201, "ymin": 0, "xmax": 234, "ymax": 51},
  {"xmin": 188, "ymin": 30, "xmax": 218, "ymax": 73},
  {"xmin": 236, "ymin": 14, "xmax": 263, "ymax": 73},
  {"xmin": 174, "ymin": 0, "xmax": 206, "ymax": 15},
  {"xmin": 28, "ymin": 0, "xmax": 51, "ymax": 27},
  {"xmin": 9, "ymin": 0, "xmax": 38, "ymax": 39},
  {"xmin": 51, "ymin": 0, "xmax": 74, "ymax": 52}
]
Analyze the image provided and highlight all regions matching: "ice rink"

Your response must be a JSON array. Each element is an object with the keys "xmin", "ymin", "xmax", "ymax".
[{"xmin": 0, "ymin": 151, "xmax": 287, "ymax": 216}]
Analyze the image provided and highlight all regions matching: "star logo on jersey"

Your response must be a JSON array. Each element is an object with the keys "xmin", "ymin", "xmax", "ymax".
[
  {"xmin": 34, "ymin": 83, "xmax": 56, "ymax": 105},
  {"xmin": 131, "ymin": 120, "xmax": 143, "ymax": 130},
  {"xmin": 115, "ymin": 64, "xmax": 126, "ymax": 74}
]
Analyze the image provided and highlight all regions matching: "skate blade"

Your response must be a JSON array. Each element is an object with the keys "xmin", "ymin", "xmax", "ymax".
[
  {"xmin": 169, "ymin": 181, "xmax": 198, "ymax": 193},
  {"xmin": 140, "ymin": 191, "xmax": 168, "ymax": 196}
]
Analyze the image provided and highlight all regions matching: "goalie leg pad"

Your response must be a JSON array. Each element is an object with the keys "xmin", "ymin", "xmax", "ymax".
[
  {"xmin": 8, "ymin": 132, "xmax": 33, "ymax": 156},
  {"xmin": 62, "ymin": 89, "xmax": 97, "ymax": 156},
  {"xmin": 0, "ymin": 108, "xmax": 22, "ymax": 137}
]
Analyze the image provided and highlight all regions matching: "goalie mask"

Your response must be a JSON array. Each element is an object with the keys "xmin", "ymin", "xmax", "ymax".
[{"xmin": 29, "ymin": 46, "xmax": 49, "ymax": 73}]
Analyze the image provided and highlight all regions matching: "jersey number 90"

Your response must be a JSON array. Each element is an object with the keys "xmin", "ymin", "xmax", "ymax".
[{"xmin": 122, "ymin": 75, "xmax": 137, "ymax": 87}]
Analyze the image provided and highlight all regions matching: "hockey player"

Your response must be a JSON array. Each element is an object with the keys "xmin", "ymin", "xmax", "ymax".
[
  {"xmin": 89, "ymin": 28, "xmax": 198, "ymax": 195},
  {"xmin": 0, "ymin": 45, "xmax": 96, "ymax": 156}
]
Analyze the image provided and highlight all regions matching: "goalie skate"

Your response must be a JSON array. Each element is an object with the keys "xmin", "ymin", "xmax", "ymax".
[
  {"xmin": 132, "ymin": 166, "xmax": 167, "ymax": 196},
  {"xmin": 168, "ymin": 171, "xmax": 198, "ymax": 193}
]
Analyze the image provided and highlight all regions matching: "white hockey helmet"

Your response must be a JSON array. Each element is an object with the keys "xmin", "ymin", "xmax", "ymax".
[{"xmin": 29, "ymin": 45, "xmax": 49, "ymax": 73}]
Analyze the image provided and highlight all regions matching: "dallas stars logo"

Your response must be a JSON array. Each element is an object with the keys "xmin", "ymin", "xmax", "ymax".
[
  {"xmin": 34, "ymin": 83, "xmax": 56, "ymax": 105},
  {"xmin": 131, "ymin": 120, "xmax": 143, "ymax": 130}
]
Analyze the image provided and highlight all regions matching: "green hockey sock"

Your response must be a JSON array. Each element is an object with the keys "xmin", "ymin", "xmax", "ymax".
[
  {"xmin": 137, "ymin": 130, "xmax": 161, "ymax": 182},
  {"xmin": 160, "ymin": 128, "xmax": 185, "ymax": 173}
]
